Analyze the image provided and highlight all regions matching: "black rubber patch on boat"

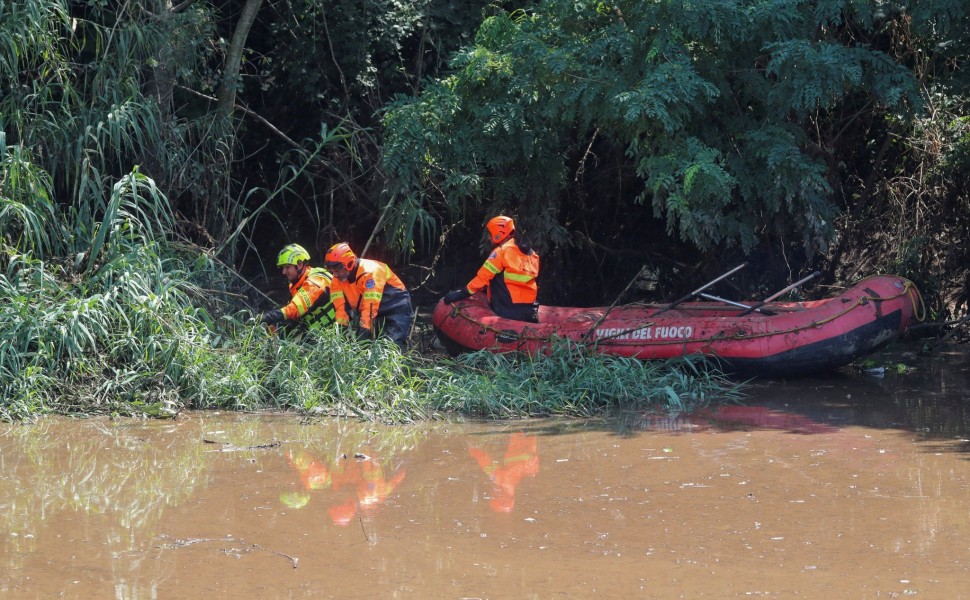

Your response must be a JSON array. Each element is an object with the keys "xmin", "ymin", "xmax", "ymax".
[{"xmin": 495, "ymin": 330, "xmax": 519, "ymax": 343}]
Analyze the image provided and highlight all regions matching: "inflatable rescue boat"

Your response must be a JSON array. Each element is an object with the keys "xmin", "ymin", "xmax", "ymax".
[{"xmin": 432, "ymin": 275, "xmax": 923, "ymax": 377}]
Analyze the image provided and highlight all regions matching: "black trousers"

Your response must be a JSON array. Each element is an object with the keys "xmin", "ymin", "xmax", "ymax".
[
  {"xmin": 374, "ymin": 305, "xmax": 414, "ymax": 348},
  {"xmin": 493, "ymin": 301, "xmax": 539, "ymax": 323}
]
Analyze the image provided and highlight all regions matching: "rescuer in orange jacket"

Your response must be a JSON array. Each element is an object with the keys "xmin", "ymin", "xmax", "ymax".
[
  {"xmin": 324, "ymin": 242, "xmax": 413, "ymax": 348},
  {"xmin": 443, "ymin": 216, "xmax": 540, "ymax": 322},
  {"xmin": 261, "ymin": 244, "xmax": 336, "ymax": 332}
]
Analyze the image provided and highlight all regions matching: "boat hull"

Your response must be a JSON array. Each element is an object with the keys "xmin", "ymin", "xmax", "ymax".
[{"xmin": 431, "ymin": 275, "xmax": 922, "ymax": 377}]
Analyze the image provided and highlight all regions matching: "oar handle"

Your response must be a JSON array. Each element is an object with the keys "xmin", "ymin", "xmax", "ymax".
[
  {"xmin": 698, "ymin": 293, "xmax": 751, "ymax": 310},
  {"xmin": 652, "ymin": 262, "xmax": 748, "ymax": 316},
  {"xmin": 737, "ymin": 271, "xmax": 820, "ymax": 317},
  {"xmin": 699, "ymin": 292, "xmax": 777, "ymax": 316}
]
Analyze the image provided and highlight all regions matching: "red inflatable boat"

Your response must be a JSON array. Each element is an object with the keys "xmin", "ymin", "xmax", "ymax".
[{"xmin": 432, "ymin": 275, "xmax": 924, "ymax": 377}]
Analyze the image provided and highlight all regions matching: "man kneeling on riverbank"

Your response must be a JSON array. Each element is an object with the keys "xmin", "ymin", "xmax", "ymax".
[
  {"xmin": 324, "ymin": 242, "xmax": 413, "ymax": 349},
  {"xmin": 261, "ymin": 244, "xmax": 336, "ymax": 333}
]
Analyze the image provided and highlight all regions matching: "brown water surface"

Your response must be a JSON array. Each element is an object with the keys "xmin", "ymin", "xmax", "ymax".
[{"xmin": 2, "ymin": 345, "xmax": 970, "ymax": 598}]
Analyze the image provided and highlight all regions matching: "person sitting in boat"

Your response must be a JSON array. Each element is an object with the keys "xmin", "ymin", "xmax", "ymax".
[
  {"xmin": 261, "ymin": 243, "xmax": 336, "ymax": 332},
  {"xmin": 442, "ymin": 215, "xmax": 540, "ymax": 323}
]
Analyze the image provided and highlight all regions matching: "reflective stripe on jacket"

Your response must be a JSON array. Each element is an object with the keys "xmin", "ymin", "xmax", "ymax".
[
  {"xmin": 466, "ymin": 237, "xmax": 539, "ymax": 307},
  {"xmin": 331, "ymin": 258, "xmax": 410, "ymax": 330},
  {"xmin": 283, "ymin": 267, "xmax": 335, "ymax": 328}
]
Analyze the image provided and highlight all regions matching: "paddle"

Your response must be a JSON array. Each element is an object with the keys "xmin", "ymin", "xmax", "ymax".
[
  {"xmin": 697, "ymin": 292, "xmax": 776, "ymax": 316},
  {"xmin": 698, "ymin": 292, "xmax": 752, "ymax": 309},
  {"xmin": 736, "ymin": 271, "xmax": 820, "ymax": 317},
  {"xmin": 651, "ymin": 263, "xmax": 748, "ymax": 317},
  {"xmin": 580, "ymin": 265, "xmax": 650, "ymax": 342}
]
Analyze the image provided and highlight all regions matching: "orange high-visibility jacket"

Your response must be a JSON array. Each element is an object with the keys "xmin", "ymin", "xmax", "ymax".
[
  {"xmin": 331, "ymin": 258, "xmax": 410, "ymax": 331},
  {"xmin": 282, "ymin": 267, "xmax": 335, "ymax": 327},
  {"xmin": 465, "ymin": 237, "xmax": 539, "ymax": 305}
]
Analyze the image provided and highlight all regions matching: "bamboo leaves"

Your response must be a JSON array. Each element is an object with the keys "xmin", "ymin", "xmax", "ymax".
[
  {"xmin": 0, "ymin": 141, "xmax": 63, "ymax": 258},
  {"xmin": 85, "ymin": 168, "xmax": 173, "ymax": 274}
]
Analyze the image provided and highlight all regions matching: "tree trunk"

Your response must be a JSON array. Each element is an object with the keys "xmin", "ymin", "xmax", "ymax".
[
  {"xmin": 142, "ymin": 0, "xmax": 176, "ymax": 115},
  {"xmin": 136, "ymin": 0, "xmax": 180, "ymax": 195},
  {"xmin": 217, "ymin": 0, "xmax": 263, "ymax": 117}
]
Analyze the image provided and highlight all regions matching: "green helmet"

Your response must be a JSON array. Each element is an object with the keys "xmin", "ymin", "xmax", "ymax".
[{"xmin": 277, "ymin": 243, "xmax": 311, "ymax": 267}]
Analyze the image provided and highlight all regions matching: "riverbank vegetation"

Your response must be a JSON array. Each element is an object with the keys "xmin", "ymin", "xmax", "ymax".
[
  {"xmin": 2, "ymin": 1, "xmax": 967, "ymax": 420},
  {"xmin": 0, "ymin": 202, "xmax": 739, "ymax": 422},
  {"xmin": 0, "ymin": 158, "xmax": 738, "ymax": 422}
]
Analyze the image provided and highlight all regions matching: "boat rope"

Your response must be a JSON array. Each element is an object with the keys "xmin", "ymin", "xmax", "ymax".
[
  {"xmin": 448, "ymin": 305, "xmax": 551, "ymax": 344},
  {"xmin": 447, "ymin": 278, "xmax": 924, "ymax": 349},
  {"xmin": 906, "ymin": 279, "xmax": 927, "ymax": 322}
]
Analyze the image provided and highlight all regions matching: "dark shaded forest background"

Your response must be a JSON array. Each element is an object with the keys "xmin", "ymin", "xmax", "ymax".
[{"xmin": 3, "ymin": 0, "xmax": 969, "ymax": 318}]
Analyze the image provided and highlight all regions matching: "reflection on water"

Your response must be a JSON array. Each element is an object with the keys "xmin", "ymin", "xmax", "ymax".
[
  {"xmin": 0, "ymin": 414, "xmax": 428, "ymax": 597},
  {"xmin": 614, "ymin": 343, "xmax": 970, "ymax": 439},
  {"xmin": 620, "ymin": 405, "xmax": 840, "ymax": 434},
  {"xmin": 2, "ymin": 345, "xmax": 970, "ymax": 598},
  {"xmin": 881, "ymin": 346, "xmax": 970, "ymax": 439},
  {"xmin": 283, "ymin": 435, "xmax": 536, "ymax": 519},
  {"xmin": 330, "ymin": 453, "xmax": 407, "ymax": 526},
  {"xmin": 282, "ymin": 448, "xmax": 407, "ymax": 526},
  {"xmin": 0, "ymin": 419, "xmax": 210, "ymax": 578},
  {"xmin": 469, "ymin": 432, "xmax": 539, "ymax": 513}
]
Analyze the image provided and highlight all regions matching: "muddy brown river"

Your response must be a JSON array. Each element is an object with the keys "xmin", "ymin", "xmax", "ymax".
[{"xmin": 2, "ymin": 344, "xmax": 969, "ymax": 598}]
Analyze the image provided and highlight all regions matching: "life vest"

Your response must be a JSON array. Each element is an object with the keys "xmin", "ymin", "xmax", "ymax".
[
  {"xmin": 466, "ymin": 237, "xmax": 539, "ymax": 320},
  {"xmin": 283, "ymin": 266, "xmax": 335, "ymax": 328},
  {"xmin": 331, "ymin": 258, "xmax": 411, "ymax": 330}
]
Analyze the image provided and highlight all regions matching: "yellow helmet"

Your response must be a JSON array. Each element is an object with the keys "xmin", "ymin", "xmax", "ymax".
[{"xmin": 277, "ymin": 243, "xmax": 311, "ymax": 267}]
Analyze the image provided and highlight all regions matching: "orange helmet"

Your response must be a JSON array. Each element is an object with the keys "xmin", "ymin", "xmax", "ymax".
[
  {"xmin": 486, "ymin": 216, "xmax": 515, "ymax": 243},
  {"xmin": 324, "ymin": 242, "xmax": 357, "ymax": 271}
]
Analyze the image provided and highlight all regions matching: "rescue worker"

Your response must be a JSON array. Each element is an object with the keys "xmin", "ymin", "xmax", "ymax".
[
  {"xmin": 323, "ymin": 242, "xmax": 413, "ymax": 348},
  {"xmin": 442, "ymin": 215, "xmax": 540, "ymax": 322},
  {"xmin": 260, "ymin": 243, "xmax": 336, "ymax": 332}
]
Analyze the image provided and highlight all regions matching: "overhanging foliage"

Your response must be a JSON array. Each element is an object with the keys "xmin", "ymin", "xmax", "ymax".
[{"xmin": 382, "ymin": 0, "xmax": 960, "ymax": 255}]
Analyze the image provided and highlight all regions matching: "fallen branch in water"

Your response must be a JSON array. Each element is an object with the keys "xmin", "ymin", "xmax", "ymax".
[
  {"xmin": 157, "ymin": 535, "xmax": 298, "ymax": 568},
  {"xmin": 905, "ymin": 314, "xmax": 970, "ymax": 344},
  {"xmin": 906, "ymin": 314, "xmax": 970, "ymax": 332},
  {"xmin": 202, "ymin": 438, "xmax": 281, "ymax": 452},
  {"xmin": 249, "ymin": 543, "xmax": 300, "ymax": 568}
]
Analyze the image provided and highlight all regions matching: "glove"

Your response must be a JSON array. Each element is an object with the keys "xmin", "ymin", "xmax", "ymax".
[
  {"xmin": 261, "ymin": 309, "xmax": 285, "ymax": 325},
  {"xmin": 355, "ymin": 326, "xmax": 372, "ymax": 341},
  {"xmin": 443, "ymin": 288, "xmax": 471, "ymax": 304}
]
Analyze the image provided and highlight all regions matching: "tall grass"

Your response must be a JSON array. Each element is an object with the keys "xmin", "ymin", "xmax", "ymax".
[
  {"xmin": 0, "ymin": 143, "xmax": 741, "ymax": 422},
  {"xmin": 422, "ymin": 339, "xmax": 743, "ymax": 418},
  {"xmin": 0, "ymin": 139, "xmax": 65, "ymax": 258},
  {"xmin": 0, "ymin": 242, "xmax": 740, "ymax": 421}
]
